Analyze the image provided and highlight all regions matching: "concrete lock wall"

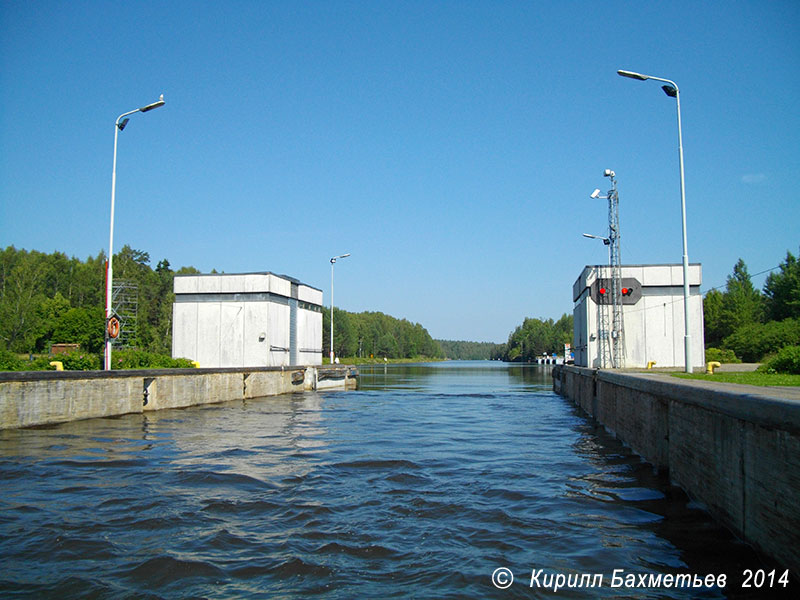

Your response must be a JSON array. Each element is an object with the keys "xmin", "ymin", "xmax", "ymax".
[
  {"xmin": 552, "ymin": 365, "xmax": 800, "ymax": 575},
  {"xmin": 0, "ymin": 366, "xmax": 357, "ymax": 430}
]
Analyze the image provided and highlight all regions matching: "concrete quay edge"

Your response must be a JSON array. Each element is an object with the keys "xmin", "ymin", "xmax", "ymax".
[
  {"xmin": 0, "ymin": 365, "xmax": 358, "ymax": 430},
  {"xmin": 552, "ymin": 364, "xmax": 800, "ymax": 575},
  {"xmin": 0, "ymin": 365, "xmax": 314, "ymax": 383},
  {"xmin": 595, "ymin": 368, "xmax": 800, "ymax": 434}
]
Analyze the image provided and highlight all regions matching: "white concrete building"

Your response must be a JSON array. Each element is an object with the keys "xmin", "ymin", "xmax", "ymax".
[
  {"xmin": 172, "ymin": 272, "xmax": 323, "ymax": 368},
  {"xmin": 572, "ymin": 264, "xmax": 705, "ymax": 370}
]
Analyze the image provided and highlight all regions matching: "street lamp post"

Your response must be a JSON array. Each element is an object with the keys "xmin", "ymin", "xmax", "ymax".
[
  {"xmin": 105, "ymin": 95, "xmax": 165, "ymax": 370},
  {"xmin": 329, "ymin": 253, "xmax": 350, "ymax": 363},
  {"xmin": 617, "ymin": 69, "xmax": 692, "ymax": 373}
]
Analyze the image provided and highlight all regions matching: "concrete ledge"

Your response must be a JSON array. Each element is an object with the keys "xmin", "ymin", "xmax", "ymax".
[
  {"xmin": 0, "ymin": 365, "xmax": 357, "ymax": 430},
  {"xmin": 553, "ymin": 365, "xmax": 800, "ymax": 575},
  {"xmin": 598, "ymin": 369, "xmax": 800, "ymax": 434},
  {"xmin": 3, "ymin": 378, "xmax": 142, "ymax": 429}
]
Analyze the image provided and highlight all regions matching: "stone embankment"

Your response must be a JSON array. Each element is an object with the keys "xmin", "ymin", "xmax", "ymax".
[
  {"xmin": 552, "ymin": 365, "xmax": 800, "ymax": 576},
  {"xmin": 0, "ymin": 365, "xmax": 357, "ymax": 430}
]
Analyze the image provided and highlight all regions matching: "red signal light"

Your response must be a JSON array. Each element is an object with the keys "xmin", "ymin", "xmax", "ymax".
[
  {"xmin": 599, "ymin": 287, "xmax": 606, "ymax": 295},
  {"xmin": 622, "ymin": 287, "xmax": 629, "ymax": 295}
]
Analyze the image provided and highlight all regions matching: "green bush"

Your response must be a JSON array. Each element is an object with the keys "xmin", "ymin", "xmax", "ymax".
[
  {"xmin": 722, "ymin": 318, "xmax": 800, "ymax": 363},
  {"xmin": 59, "ymin": 351, "xmax": 101, "ymax": 371},
  {"xmin": 111, "ymin": 349, "xmax": 195, "ymax": 370},
  {"xmin": 30, "ymin": 356, "xmax": 57, "ymax": 370},
  {"xmin": 52, "ymin": 307, "xmax": 105, "ymax": 353},
  {"xmin": 0, "ymin": 348, "xmax": 194, "ymax": 371},
  {"xmin": 172, "ymin": 357, "xmax": 196, "ymax": 368},
  {"xmin": 759, "ymin": 345, "xmax": 800, "ymax": 375},
  {"xmin": 705, "ymin": 347, "xmax": 740, "ymax": 364},
  {"xmin": 0, "ymin": 349, "xmax": 24, "ymax": 371}
]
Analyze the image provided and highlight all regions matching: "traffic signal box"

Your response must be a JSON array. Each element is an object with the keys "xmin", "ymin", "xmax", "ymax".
[{"xmin": 590, "ymin": 278, "xmax": 642, "ymax": 305}]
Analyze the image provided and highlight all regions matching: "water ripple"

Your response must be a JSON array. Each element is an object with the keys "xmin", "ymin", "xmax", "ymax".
[
  {"xmin": 0, "ymin": 363, "xmax": 793, "ymax": 599},
  {"xmin": 120, "ymin": 555, "xmax": 227, "ymax": 586}
]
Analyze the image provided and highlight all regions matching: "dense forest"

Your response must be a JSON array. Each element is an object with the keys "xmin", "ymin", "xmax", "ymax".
[
  {"xmin": 437, "ymin": 340, "xmax": 505, "ymax": 360},
  {"xmin": 0, "ymin": 245, "xmax": 199, "ymax": 357},
  {"xmin": 0, "ymin": 246, "xmax": 445, "ymax": 364},
  {"xmin": 702, "ymin": 249, "xmax": 800, "ymax": 369},
  {"xmin": 497, "ymin": 314, "xmax": 574, "ymax": 362},
  {"xmin": 323, "ymin": 307, "xmax": 443, "ymax": 360}
]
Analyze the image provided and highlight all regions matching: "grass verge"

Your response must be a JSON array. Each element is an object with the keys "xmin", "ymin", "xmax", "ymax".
[{"xmin": 672, "ymin": 372, "xmax": 800, "ymax": 387}]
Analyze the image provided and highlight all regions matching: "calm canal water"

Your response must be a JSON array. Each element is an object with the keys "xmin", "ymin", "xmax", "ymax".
[{"xmin": 0, "ymin": 362, "xmax": 794, "ymax": 599}]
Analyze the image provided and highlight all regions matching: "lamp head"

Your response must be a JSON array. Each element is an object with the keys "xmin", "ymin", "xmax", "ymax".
[
  {"xmin": 603, "ymin": 169, "xmax": 615, "ymax": 178},
  {"xmin": 140, "ymin": 94, "xmax": 165, "ymax": 113},
  {"xmin": 661, "ymin": 84, "xmax": 678, "ymax": 98},
  {"xmin": 583, "ymin": 233, "xmax": 610, "ymax": 244},
  {"xmin": 617, "ymin": 69, "xmax": 648, "ymax": 81},
  {"xmin": 117, "ymin": 118, "xmax": 130, "ymax": 131},
  {"xmin": 590, "ymin": 189, "xmax": 601, "ymax": 199}
]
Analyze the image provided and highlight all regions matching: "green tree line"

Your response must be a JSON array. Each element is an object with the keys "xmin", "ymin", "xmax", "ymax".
[
  {"xmin": 323, "ymin": 308, "xmax": 444, "ymax": 360},
  {"xmin": 0, "ymin": 245, "xmax": 452, "ymax": 364},
  {"xmin": 437, "ymin": 340, "xmax": 505, "ymax": 360},
  {"xmin": 703, "ymin": 248, "xmax": 800, "ymax": 365},
  {"xmin": 0, "ymin": 245, "xmax": 198, "ymax": 356},
  {"xmin": 497, "ymin": 314, "xmax": 574, "ymax": 362}
]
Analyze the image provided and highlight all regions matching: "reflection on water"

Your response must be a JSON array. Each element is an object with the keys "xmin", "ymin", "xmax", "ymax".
[
  {"xmin": 357, "ymin": 360, "xmax": 555, "ymax": 392},
  {"xmin": 0, "ymin": 361, "xmax": 794, "ymax": 599}
]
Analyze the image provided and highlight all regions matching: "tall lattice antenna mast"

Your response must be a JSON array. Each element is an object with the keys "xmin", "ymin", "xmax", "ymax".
[
  {"xmin": 585, "ymin": 170, "xmax": 625, "ymax": 368},
  {"xmin": 605, "ymin": 171, "xmax": 625, "ymax": 368}
]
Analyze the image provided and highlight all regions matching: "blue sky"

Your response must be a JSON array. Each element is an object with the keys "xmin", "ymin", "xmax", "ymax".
[{"xmin": 2, "ymin": 1, "xmax": 798, "ymax": 343}]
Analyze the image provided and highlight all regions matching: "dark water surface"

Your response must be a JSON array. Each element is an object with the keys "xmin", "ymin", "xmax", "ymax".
[{"xmin": 0, "ymin": 362, "xmax": 794, "ymax": 598}]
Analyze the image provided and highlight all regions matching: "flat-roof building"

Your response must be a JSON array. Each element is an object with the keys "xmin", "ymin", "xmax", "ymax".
[
  {"xmin": 572, "ymin": 264, "xmax": 705, "ymax": 370},
  {"xmin": 172, "ymin": 272, "xmax": 323, "ymax": 368}
]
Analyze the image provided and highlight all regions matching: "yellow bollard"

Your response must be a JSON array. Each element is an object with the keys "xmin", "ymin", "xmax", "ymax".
[
  {"xmin": 646, "ymin": 361, "xmax": 657, "ymax": 369},
  {"xmin": 706, "ymin": 361, "xmax": 721, "ymax": 374},
  {"xmin": 191, "ymin": 361, "xmax": 200, "ymax": 368},
  {"xmin": 49, "ymin": 361, "xmax": 64, "ymax": 371}
]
